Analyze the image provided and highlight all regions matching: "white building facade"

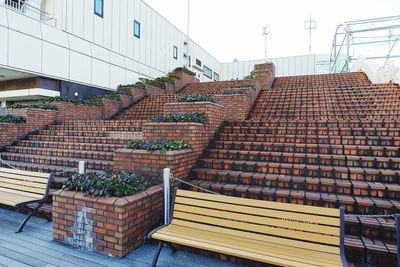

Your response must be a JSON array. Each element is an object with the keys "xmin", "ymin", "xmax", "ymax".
[{"xmin": 0, "ymin": 0, "xmax": 317, "ymax": 104}]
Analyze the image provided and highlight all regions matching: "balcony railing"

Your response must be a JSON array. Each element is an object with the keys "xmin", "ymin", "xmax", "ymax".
[{"xmin": 3, "ymin": 0, "xmax": 52, "ymax": 22}]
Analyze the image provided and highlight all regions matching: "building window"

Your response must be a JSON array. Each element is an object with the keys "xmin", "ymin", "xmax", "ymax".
[
  {"xmin": 203, "ymin": 66, "xmax": 212, "ymax": 79},
  {"xmin": 173, "ymin": 46, "xmax": 178, "ymax": 60},
  {"xmin": 196, "ymin": 59, "xmax": 202, "ymax": 67},
  {"xmin": 134, "ymin": 20, "xmax": 141, "ymax": 39},
  {"xmin": 5, "ymin": 0, "xmax": 25, "ymax": 10},
  {"xmin": 188, "ymin": 56, "xmax": 191, "ymax": 67},
  {"xmin": 94, "ymin": 0, "xmax": 104, "ymax": 17},
  {"xmin": 213, "ymin": 72, "xmax": 220, "ymax": 81}
]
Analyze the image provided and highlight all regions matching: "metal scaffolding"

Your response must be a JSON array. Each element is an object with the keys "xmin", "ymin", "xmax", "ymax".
[{"xmin": 329, "ymin": 15, "xmax": 400, "ymax": 73}]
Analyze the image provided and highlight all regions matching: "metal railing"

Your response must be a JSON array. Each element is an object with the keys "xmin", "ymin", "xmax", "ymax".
[{"xmin": 3, "ymin": 0, "xmax": 52, "ymax": 22}]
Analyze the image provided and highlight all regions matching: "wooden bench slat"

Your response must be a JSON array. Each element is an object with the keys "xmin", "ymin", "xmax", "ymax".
[
  {"xmin": 175, "ymin": 196, "xmax": 340, "ymax": 227},
  {"xmin": 0, "ymin": 187, "xmax": 45, "ymax": 200},
  {"xmin": 153, "ymin": 231, "xmax": 342, "ymax": 267},
  {"xmin": 0, "ymin": 177, "xmax": 47, "ymax": 190},
  {"xmin": 0, "ymin": 167, "xmax": 49, "ymax": 179},
  {"xmin": 0, "ymin": 192, "xmax": 41, "ymax": 207},
  {"xmin": 173, "ymin": 211, "xmax": 340, "ymax": 246},
  {"xmin": 174, "ymin": 203, "xmax": 340, "ymax": 236},
  {"xmin": 0, "ymin": 182, "xmax": 46, "ymax": 195},
  {"xmin": 172, "ymin": 219, "xmax": 340, "ymax": 255},
  {"xmin": 176, "ymin": 189, "xmax": 340, "ymax": 217},
  {"xmin": 0, "ymin": 173, "xmax": 48, "ymax": 184},
  {"xmin": 165, "ymin": 224, "xmax": 342, "ymax": 263}
]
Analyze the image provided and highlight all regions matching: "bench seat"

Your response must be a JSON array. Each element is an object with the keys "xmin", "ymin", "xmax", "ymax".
[{"xmin": 149, "ymin": 189, "xmax": 348, "ymax": 267}]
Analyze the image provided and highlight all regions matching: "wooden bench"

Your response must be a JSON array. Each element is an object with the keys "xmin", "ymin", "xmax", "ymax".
[
  {"xmin": 148, "ymin": 189, "xmax": 348, "ymax": 267},
  {"xmin": 0, "ymin": 167, "xmax": 54, "ymax": 232}
]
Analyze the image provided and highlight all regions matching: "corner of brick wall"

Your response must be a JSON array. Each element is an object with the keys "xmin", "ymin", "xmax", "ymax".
[
  {"xmin": 52, "ymin": 185, "xmax": 163, "ymax": 257},
  {"xmin": 0, "ymin": 108, "xmax": 57, "ymax": 147},
  {"xmin": 52, "ymin": 102, "xmax": 104, "ymax": 122}
]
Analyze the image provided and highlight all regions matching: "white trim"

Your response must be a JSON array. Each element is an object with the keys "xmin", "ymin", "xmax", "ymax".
[{"xmin": 0, "ymin": 88, "xmax": 60, "ymax": 100}]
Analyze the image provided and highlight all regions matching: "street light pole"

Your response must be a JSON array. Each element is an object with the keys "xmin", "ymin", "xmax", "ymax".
[
  {"xmin": 304, "ymin": 17, "xmax": 317, "ymax": 54},
  {"xmin": 263, "ymin": 25, "xmax": 270, "ymax": 61},
  {"xmin": 185, "ymin": 0, "xmax": 190, "ymax": 68}
]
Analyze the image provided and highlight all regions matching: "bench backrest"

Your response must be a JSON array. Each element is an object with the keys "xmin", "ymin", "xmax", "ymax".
[
  {"xmin": 172, "ymin": 189, "xmax": 344, "ymax": 256},
  {"xmin": 0, "ymin": 167, "xmax": 52, "ymax": 200}
]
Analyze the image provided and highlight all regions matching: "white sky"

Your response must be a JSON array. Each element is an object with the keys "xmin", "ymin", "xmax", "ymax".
[{"xmin": 143, "ymin": 0, "xmax": 400, "ymax": 62}]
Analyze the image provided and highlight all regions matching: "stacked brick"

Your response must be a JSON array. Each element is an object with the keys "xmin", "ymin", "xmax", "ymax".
[
  {"xmin": 53, "ymin": 185, "xmax": 163, "ymax": 257},
  {"xmin": 0, "ymin": 108, "xmax": 56, "ymax": 147},
  {"xmin": 189, "ymin": 70, "xmax": 400, "ymax": 265},
  {"xmin": 114, "ymin": 102, "xmax": 225, "ymax": 184}
]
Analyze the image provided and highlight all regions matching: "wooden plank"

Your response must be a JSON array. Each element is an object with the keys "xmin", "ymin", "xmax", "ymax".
[
  {"xmin": 173, "ymin": 211, "xmax": 340, "ymax": 246},
  {"xmin": 0, "ymin": 177, "xmax": 47, "ymax": 189},
  {"xmin": 162, "ymin": 224, "xmax": 342, "ymax": 264},
  {"xmin": 175, "ymin": 196, "xmax": 340, "ymax": 226},
  {"xmin": 177, "ymin": 189, "xmax": 340, "ymax": 217},
  {"xmin": 152, "ymin": 232, "xmax": 342, "ymax": 267},
  {"xmin": 172, "ymin": 219, "xmax": 340, "ymax": 254},
  {"xmin": 0, "ymin": 167, "xmax": 50, "ymax": 179},
  {"xmin": 0, "ymin": 173, "xmax": 48, "ymax": 184},
  {"xmin": 0, "ymin": 187, "xmax": 44, "ymax": 199},
  {"xmin": 174, "ymin": 203, "xmax": 340, "ymax": 236},
  {"xmin": 0, "ymin": 182, "xmax": 46, "ymax": 195}
]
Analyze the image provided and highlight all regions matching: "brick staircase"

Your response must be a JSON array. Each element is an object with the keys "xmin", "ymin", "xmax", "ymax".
[
  {"xmin": 188, "ymin": 72, "xmax": 400, "ymax": 265},
  {"xmin": 0, "ymin": 120, "xmax": 142, "ymax": 185}
]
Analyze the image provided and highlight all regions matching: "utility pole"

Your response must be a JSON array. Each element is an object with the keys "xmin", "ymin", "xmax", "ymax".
[
  {"xmin": 263, "ymin": 25, "xmax": 270, "ymax": 60},
  {"xmin": 304, "ymin": 17, "xmax": 317, "ymax": 54},
  {"xmin": 185, "ymin": 0, "xmax": 190, "ymax": 68}
]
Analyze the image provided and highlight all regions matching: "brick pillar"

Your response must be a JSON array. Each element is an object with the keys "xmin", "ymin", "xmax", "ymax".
[{"xmin": 254, "ymin": 63, "xmax": 275, "ymax": 89}]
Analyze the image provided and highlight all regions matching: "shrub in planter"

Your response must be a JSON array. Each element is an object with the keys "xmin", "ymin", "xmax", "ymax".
[
  {"xmin": 176, "ymin": 94, "xmax": 216, "ymax": 103},
  {"xmin": 152, "ymin": 112, "xmax": 208, "ymax": 125},
  {"xmin": 10, "ymin": 103, "xmax": 58, "ymax": 110},
  {"xmin": 63, "ymin": 170, "xmax": 150, "ymax": 197},
  {"xmin": 45, "ymin": 96, "xmax": 102, "ymax": 106},
  {"xmin": 110, "ymin": 90, "xmax": 132, "ymax": 96},
  {"xmin": 244, "ymin": 70, "xmax": 256, "ymax": 80},
  {"xmin": 88, "ymin": 94, "xmax": 120, "ymax": 101},
  {"xmin": 127, "ymin": 139, "xmax": 189, "ymax": 152},
  {"xmin": 223, "ymin": 89, "xmax": 247, "ymax": 95},
  {"xmin": 0, "ymin": 114, "xmax": 26, "ymax": 124},
  {"xmin": 173, "ymin": 67, "xmax": 196, "ymax": 76}
]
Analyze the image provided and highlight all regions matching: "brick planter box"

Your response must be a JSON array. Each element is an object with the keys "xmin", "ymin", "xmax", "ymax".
[
  {"xmin": 119, "ymin": 87, "xmax": 146, "ymax": 102},
  {"xmin": 0, "ymin": 108, "xmax": 57, "ymax": 147},
  {"xmin": 52, "ymin": 185, "xmax": 163, "ymax": 258},
  {"xmin": 215, "ymin": 93, "xmax": 253, "ymax": 122},
  {"xmin": 168, "ymin": 69, "xmax": 199, "ymax": 92},
  {"xmin": 114, "ymin": 148, "xmax": 194, "ymax": 184},
  {"xmin": 98, "ymin": 98, "xmax": 123, "ymax": 119},
  {"xmin": 144, "ymin": 84, "xmax": 165, "ymax": 96},
  {"xmin": 117, "ymin": 94, "xmax": 133, "ymax": 108},
  {"xmin": 51, "ymin": 102, "xmax": 104, "ymax": 122}
]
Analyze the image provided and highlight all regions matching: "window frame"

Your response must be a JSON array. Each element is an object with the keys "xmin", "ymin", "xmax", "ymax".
[
  {"xmin": 173, "ymin": 46, "xmax": 178, "ymax": 60},
  {"xmin": 213, "ymin": 72, "xmax": 220, "ymax": 81},
  {"xmin": 196, "ymin": 58, "xmax": 202, "ymax": 67},
  {"xmin": 134, "ymin": 20, "xmax": 141, "ymax": 39},
  {"xmin": 203, "ymin": 65, "xmax": 213, "ymax": 79},
  {"xmin": 94, "ymin": 0, "xmax": 104, "ymax": 18}
]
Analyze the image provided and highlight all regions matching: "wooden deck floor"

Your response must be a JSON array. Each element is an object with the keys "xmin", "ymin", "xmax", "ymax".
[{"xmin": 0, "ymin": 209, "xmax": 239, "ymax": 267}]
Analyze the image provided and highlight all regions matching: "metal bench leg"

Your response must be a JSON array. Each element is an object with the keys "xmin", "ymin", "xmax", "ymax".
[
  {"xmin": 167, "ymin": 242, "xmax": 177, "ymax": 253},
  {"xmin": 151, "ymin": 242, "xmax": 164, "ymax": 267},
  {"xmin": 16, "ymin": 204, "xmax": 41, "ymax": 233}
]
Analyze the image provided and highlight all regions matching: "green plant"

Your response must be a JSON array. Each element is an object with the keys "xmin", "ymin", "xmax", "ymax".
[
  {"xmin": 176, "ymin": 94, "xmax": 216, "ymax": 103},
  {"xmin": 174, "ymin": 67, "xmax": 196, "ymax": 76},
  {"xmin": 44, "ymin": 96, "xmax": 103, "ymax": 107},
  {"xmin": 0, "ymin": 114, "xmax": 26, "ymax": 124},
  {"xmin": 244, "ymin": 70, "xmax": 256, "ymax": 80},
  {"xmin": 88, "ymin": 94, "xmax": 120, "ymax": 101},
  {"xmin": 110, "ymin": 90, "xmax": 132, "ymax": 96},
  {"xmin": 153, "ymin": 113, "xmax": 208, "ymax": 125},
  {"xmin": 63, "ymin": 170, "xmax": 151, "ymax": 197},
  {"xmin": 156, "ymin": 76, "xmax": 176, "ymax": 85},
  {"xmin": 127, "ymin": 139, "xmax": 189, "ymax": 152},
  {"xmin": 10, "ymin": 103, "xmax": 58, "ymax": 110},
  {"xmin": 147, "ymin": 79, "xmax": 165, "ymax": 89},
  {"xmin": 223, "ymin": 89, "xmax": 247, "ymax": 95}
]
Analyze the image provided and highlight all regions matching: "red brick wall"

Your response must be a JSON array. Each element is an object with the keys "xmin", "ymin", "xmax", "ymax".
[
  {"xmin": 119, "ymin": 87, "xmax": 146, "ymax": 102},
  {"xmin": 0, "ymin": 109, "xmax": 57, "ymax": 147},
  {"xmin": 254, "ymin": 63, "xmax": 275, "ymax": 89},
  {"xmin": 144, "ymin": 84, "xmax": 165, "ymax": 96},
  {"xmin": 52, "ymin": 185, "xmax": 163, "ymax": 258},
  {"xmin": 168, "ymin": 69, "xmax": 199, "ymax": 93},
  {"xmin": 118, "ymin": 94, "xmax": 133, "ymax": 108},
  {"xmin": 51, "ymin": 102, "xmax": 104, "ymax": 122},
  {"xmin": 215, "ymin": 93, "xmax": 252, "ymax": 122},
  {"xmin": 99, "ymin": 99, "xmax": 123, "ymax": 119},
  {"xmin": 114, "ymin": 102, "xmax": 225, "ymax": 184}
]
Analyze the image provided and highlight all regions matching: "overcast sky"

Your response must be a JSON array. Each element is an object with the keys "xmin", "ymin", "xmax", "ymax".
[{"xmin": 143, "ymin": 0, "xmax": 399, "ymax": 62}]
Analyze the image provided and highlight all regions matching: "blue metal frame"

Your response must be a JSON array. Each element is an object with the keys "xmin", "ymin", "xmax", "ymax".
[{"xmin": 94, "ymin": 0, "xmax": 104, "ymax": 18}]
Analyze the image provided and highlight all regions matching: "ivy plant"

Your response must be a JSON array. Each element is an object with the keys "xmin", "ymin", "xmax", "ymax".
[
  {"xmin": 153, "ymin": 112, "xmax": 208, "ymax": 125},
  {"xmin": 127, "ymin": 139, "xmax": 189, "ymax": 152},
  {"xmin": 0, "ymin": 114, "xmax": 26, "ymax": 124},
  {"xmin": 176, "ymin": 94, "xmax": 216, "ymax": 103},
  {"xmin": 63, "ymin": 170, "xmax": 151, "ymax": 197},
  {"xmin": 10, "ymin": 103, "xmax": 58, "ymax": 110}
]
